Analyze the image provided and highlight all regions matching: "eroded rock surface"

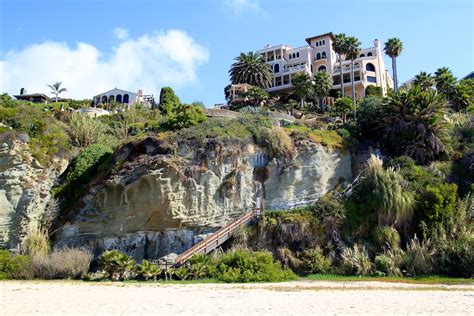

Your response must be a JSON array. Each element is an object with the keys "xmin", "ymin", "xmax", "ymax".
[
  {"xmin": 0, "ymin": 136, "xmax": 68, "ymax": 248},
  {"xmin": 54, "ymin": 138, "xmax": 352, "ymax": 260}
]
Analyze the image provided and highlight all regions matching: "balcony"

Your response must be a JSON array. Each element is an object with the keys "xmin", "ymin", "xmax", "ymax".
[
  {"xmin": 282, "ymin": 64, "xmax": 310, "ymax": 74},
  {"xmin": 333, "ymin": 64, "xmax": 361, "ymax": 74}
]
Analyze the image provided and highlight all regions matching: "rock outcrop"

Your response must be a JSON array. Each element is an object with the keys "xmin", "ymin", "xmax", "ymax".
[
  {"xmin": 54, "ymin": 137, "xmax": 352, "ymax": 260},
  {"xmin": 0, "ymin": 135, "xmax": 68, "ymax": 249}
]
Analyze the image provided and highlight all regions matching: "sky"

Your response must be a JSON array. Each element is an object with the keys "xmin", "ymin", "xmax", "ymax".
[{"xmin": 0, "ymin": 0, "xmax": 473, "ymax": 106}]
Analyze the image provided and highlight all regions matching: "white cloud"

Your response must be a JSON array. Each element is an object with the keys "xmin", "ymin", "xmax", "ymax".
[
  {"xmin": 0, "ymin": 29, "xmax": 209, "ymax": 99},
  {"xmin": 224, "ymin": 0, "xmax": 266, "ymax": 15},
  {"xmin": 114, "ymin": 27, "xmax": 129, "ymax": 40}
]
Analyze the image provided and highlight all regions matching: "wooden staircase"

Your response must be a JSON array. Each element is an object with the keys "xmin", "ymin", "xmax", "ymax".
[{"xmin": 174, "ymin": 208, "xmax": 261, "ymax": 266}]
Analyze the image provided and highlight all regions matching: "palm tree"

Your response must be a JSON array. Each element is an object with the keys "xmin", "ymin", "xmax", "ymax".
[
  {"xmin": 229, "ymin": 52, "xmax": 273, "ymax": 88},
  {"xmin": 434, "ymin": 67, "xmax": 456, "ymax": 96},
  {"xmin": 384, "ymin": 38, "xmax": 403, "ymax": 92},
  {"xmin": 292, "ymin": 73, "xmax": 313, "ymax": 111},
  {"xmin": 345, "ymin": 36, "xmax": 361, "ymax": 116},
  {"xmin": 333, "ymin": 33, "xmax": 348, "ymax": 97},
  {"xmin": 313, "ymin": 71, "xmax": 332, "ymax": 111},
  {"xmin": 413, "ymin": 71, "xmax": 435, "ymax": 91},
  {"xmin": 47, "ymin": 82, "xmax": 67, "ymax": 102},
  {"xmin": 378, "ymin": 85, "xmax": 448, "ymax": 164}
]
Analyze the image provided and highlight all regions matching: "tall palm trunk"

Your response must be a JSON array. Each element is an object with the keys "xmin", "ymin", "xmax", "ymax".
[
  {"xmin": 392, "ymin": 57, "xmax": 398, "ymax": 92},
  {"xmin": 339, "ymin": 55, "xmax": 344, "ymax": 97},
  {"xmin": 351, "ymin": 59, "xmax": 356, "ymax": 119}
]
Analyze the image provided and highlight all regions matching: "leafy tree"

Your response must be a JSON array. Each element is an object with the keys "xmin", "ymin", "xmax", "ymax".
[
  {"xmin": 229, "ymin": 51, "xmax": 273, "ymax": 88},
  {"xmin": 413, "ymin": 71, "xmax": 435, "ymax": 91},
  {"xmin": 292, "ymin": 73, "xmax": 313, "ymax": 110},
  {"xmin": 333, "ymin": 33, "xmax": 349, "ymax": 97},
  {"xmin": 313, "ymin": 71, "xmax": 332, "ymax": 111},
  {"xmin": 159, "ymin": 87, "xmax": 181, "ymax": 116},
  {"xmin": 365, "ymin": 85, "xmax": 383, "ymax": 97},
  {"xmin": 166, "ymin": 104, "xmax": 207, "ymax": 130},
  {"xmin": 241, "ymin": 86, "xmax": 269, "ymax": 107},
  {"xmin": 345, "ymin": 36, "xmax": 361, "ymax": 108},
  {"xmin": 384, "ymin": 38, "xmax": 403, "ymax": 92},
  {"xmin": 47, "ymin": 82, "xmax": 67, "ymax": 102},
  {"xmin": 333, "ymin": 97, "xmax": 354, "ymax": 123},
  {"xmin": 378, "ymin": 85, "xmax": 448, "ymax": 164},
  {"xmin": 356, "ymin": 96, "xmax": 383, "ymax": 138}
]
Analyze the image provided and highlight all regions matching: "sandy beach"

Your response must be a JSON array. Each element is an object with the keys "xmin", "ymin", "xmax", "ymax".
[{"xmin": 1, "ymin": 280, "xmax": 473, "ymax": 315}]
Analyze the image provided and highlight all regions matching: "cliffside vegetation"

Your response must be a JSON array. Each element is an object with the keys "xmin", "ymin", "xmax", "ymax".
[{"xmin": 1, "ymin": 62, "xmax": 473, "ymax": 281}]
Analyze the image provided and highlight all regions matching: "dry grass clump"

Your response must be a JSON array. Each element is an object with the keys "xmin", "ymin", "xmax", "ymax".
[{"xmin": 32, "ymin": 248, "xmax": 92, "ymax": 279}]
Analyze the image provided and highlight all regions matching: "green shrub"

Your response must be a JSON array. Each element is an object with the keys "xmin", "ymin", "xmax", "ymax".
[
  {"xmin": 374, "ymin": 252, "xmax": 403, "ymax": 277},
  {"xmin": 32, "ymin": 248, "xmax": 92, "ymax": 279},
  {"xmin": 165, "ymin": 104, "xmax": 207, "ymax": 130},
  {"xmin": 187, "ymin": 254, "xmax": 216, "ymax": 280},
  {"xmin": 65, "ymin": 144, "xmax": 113, "ymax": 183},
  {"xmin": 99, "ymin": 250, "xmax": 135, "ymax": 280},
  {"xmin": 365, "ymin": 85, "xmax": 383, "ymax": 97},
  {"xmin": 417, "ymin": 183, "xmax": 458, "ymax": 231},
  {"xmin": 340, "ymin": 244, "xmax": 373, "ymax": 276},
  {"xmin": 134, "ymin": 259, "xmax": 161, "ymax": 281},
  {"xmin": 211, "ymin": 249, "xmax": 297, "ymax": 282},
  {"xmin": 300, "ymin": 248, "xmax": 332, "ymax": 275},
  {"xmin": 435, "ymin": 235, "xmax": 474, "ymax": 278},
  {"xmin": 0, "ymin": 250, "xmax": 33, "ymax": 279}
]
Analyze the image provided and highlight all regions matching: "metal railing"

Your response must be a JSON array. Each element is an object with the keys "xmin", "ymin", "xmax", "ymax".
[{"xmin": 174, "ymin": 209, "xmax": 260, "ymax": 266}]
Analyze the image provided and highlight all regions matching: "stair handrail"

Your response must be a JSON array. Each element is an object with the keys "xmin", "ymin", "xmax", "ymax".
[{"xmin": 174, "ymin": 209, "xmax": 258, "ymax": 265}]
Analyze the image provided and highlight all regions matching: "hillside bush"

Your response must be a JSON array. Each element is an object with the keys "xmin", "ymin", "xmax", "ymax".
[
  {"xmin": 0, "ymin": 250, "xmax": 33, "ymax": 279},
  {"xmin": 65, "ymin": 144, "xmax": 113, "ymax": 183},
  {"xmin": 374, "ymin": 252, "xmax": 403, "ymax": 277},
  {"xmin": 21, "ymin": 228, "xmax": 50, "ymax": 257},
  {"xmin": 300, "ymin": 248, "xmax": 332, "ymax": 275},
  {"xmin": 211, "ymin": 249, "xmax": 297, "ymax": 282}
]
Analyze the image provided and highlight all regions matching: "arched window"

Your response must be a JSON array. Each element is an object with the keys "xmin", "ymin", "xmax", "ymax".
[
  {"xmin": 322, "ymin": 51, "xmax": 326, "ymax": 59},
  {"xmin": 108, "ymin": 95, "xmax": 115, "ymax": 103},
  {"xmin": 360, "ymin": 54, "xmax": 365, "ymax": 58},
  {"xmin": 123, "ymin": 94, "xmax": 129, "ymax": 104},
  {"xmin": 318, "ymin": 65, "xmax": 327, "ymax": 72},
  {"xmin": 116, "ymin": 94, "xmax": 122, "ymax": 103},
  {"xmin": 367, "ymin": 52, "xmax": 373, "ymax": 56},
  {"xmin": 316, "ymin": 52, "xmax": 321, "ymax": 60},
  {"xmin": 101, "ymin": 96, "xmax": 107, "ymax": 104},
  {"xmin": 296, "ymin": 52, "xmax": 300, "ymax": 58},
  {"xmin": 274, "ymin": 64, "xmax": 280, "ymax": 73},
  {"xmin": 366, "ymin": 63, "xmax": 376, "ymax": 72}
]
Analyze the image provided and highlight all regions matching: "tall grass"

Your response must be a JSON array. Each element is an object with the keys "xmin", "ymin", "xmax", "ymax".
[
  {"xmin": 32, "ymin": 248, "xmax": 92, "ymax": 279},
  {"xmin": 21, "ymin": 227, "xmax": 50, "ymax": 257}
]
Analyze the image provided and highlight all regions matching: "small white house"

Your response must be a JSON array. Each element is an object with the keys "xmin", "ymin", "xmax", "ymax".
[{"xmin": 93, "ymin": 88, "xmax": 137, "ymax": 105}]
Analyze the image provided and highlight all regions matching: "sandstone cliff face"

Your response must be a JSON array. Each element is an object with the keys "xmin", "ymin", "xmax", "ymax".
[
  {"xmin": 0, "ymin": 136, "xmax": 68, "ymax": 249},
  {"xmin": 54, "ymin": 138, "xmax": 352, "ymax": 260}
]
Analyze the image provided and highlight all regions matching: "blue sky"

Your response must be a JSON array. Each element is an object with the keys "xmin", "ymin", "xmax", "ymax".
[{"xmin": 1, "ymin": 0, "xmax": 473, "ymax": 106}]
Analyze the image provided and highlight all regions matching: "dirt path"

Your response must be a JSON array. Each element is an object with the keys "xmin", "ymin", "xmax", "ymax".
[{"xmin": 1, "ymin": 280, "xmax": 473, "ymax": 315}]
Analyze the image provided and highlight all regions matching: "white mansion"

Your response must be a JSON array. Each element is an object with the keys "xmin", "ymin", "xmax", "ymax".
[{"xmin": 256, "ymin": 32, "xmax": 394, "ymax": 98}]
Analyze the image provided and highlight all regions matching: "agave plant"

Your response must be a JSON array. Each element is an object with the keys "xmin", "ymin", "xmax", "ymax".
[
  {"xmin": 99, "ymin": 250, "xmax": 135, "ymax": 280},
  {"xmin": 134, "ymin": 259, "xmax": 160, "ymax": 281}
]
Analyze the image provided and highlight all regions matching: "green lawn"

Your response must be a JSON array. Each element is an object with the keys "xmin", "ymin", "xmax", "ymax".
[{"xmin": 304, "ymin": 274, "xmax": 474, "ymax": 285}]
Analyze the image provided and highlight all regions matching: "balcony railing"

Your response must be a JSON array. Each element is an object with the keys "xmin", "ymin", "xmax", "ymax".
[
  {"xmin": 333, "ymin": 64, "xmax": 361, "ymax": 74},
  {"xmin": 282, "ymin": 64, "xmax": 309, "ymax": 73}
]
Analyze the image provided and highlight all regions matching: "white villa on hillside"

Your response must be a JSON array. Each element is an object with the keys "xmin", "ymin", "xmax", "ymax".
[
  {"xmin": 93, "ymin": 88, "xmax": 137, "ymax": 106},
  {"xmin": 256, "ymin": 32, "xmax": 394, "ymax": 98}
]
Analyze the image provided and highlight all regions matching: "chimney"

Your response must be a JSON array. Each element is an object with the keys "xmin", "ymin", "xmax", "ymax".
[
  {"xmin": 374, "ymin": 39, "xmax": 380, "ymax": 47},
  {"xmin": 20, "ymin": 88, "xmax": 26, "ymax": 95}
]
